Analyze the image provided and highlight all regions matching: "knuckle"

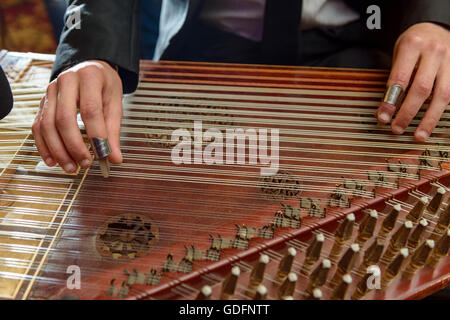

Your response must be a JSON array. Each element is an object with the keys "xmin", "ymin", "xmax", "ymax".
[
  {"xmin": 428, "ymin": 41, "xmax": 446, "ymax": 56},
  {"xmin": 78, "ymin": 65, "xmax": 102, "ymax": 79},
  {"xmin": 39, "ymin": 119, "xmax": 52, "ymax": 135},
  {"xmin": 47, "ymin": 80, "xmax": 57, "ymax": 89},
  {"xmin": 80, "ymin": 101, "xmax": 101, "ymax": 119},
  {"xmin": 56, "ymin": 72, "xmax": 74, "ymax": 86},
  {"xmin": 403, "ymin": 33, "xmax": 424, "ymax": 47},
  {"xmin": 413, "ymin": 80, "xmax": 433, "ymax": 97},
  {"xmin": 46, "ymin": 81, "xmax": 57, "ymax": 94},
  {"xmin": 435, "ymin": 86, "xmax": 450, "ymax": 102},
  {"xmin": 55, "ymin": 111, "xmax": 73, "ymax": 129}
]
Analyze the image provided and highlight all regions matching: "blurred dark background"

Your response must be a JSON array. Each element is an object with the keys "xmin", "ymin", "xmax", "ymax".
[
  {"xmin": 0, "ymin": 0, "xmax": 59, "ymax": 53},
  {"xmin": 0, "ymin": 0, "xmax": 161, "ymax": 58}
]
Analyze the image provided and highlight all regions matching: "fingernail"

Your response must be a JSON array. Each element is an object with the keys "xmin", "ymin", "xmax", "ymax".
[
  {"xmin": 416, "ymin": 130, "xmax": 429, "ymax": 141},
  {"xmin": 80, "ymin": 158, "xmax": 91, "ymax": 168},
  {"xmin": 64, "ymin": 163, "xmax": 76, "ymax": 173},
  {"xmin": 392, "ymin": 125, "xmax": 404, "ymax": 134},
  {"xmin": 45, "ymin": 157, "xmax": 55, "ymax": 166},
  {"xmin": 378, "ymin": 112, "xmax": 391, "ymax": 123}
]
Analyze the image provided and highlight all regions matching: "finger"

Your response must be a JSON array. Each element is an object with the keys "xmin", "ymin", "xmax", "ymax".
[
  {"xmin": 103, "ymin": 96, "xmax": 123, "ymax": 164},
  {"xmin": 55, "ymin": 72, "xmax": 93, "ymax": 168},
  {"xmin": 376, "ymin": 42, "xmax": 420, "ymax": 124},
  {"xmin": 414, "ymin": 66, "xmax": 450, "ymax": 141},
  {"xmin": 32, "ymin": 97, "xmax": 55, "ymax": 166},
  {"xmin": 78, "ymin": 68, "xmax": 108, "ymax": 145},
  {"xmin": 40, "ymin": 82, "xmax": 78, "ymax": 173},
  {"xmin": 391, "ymin": 52, "xmax": 442, "ymax": 134}
]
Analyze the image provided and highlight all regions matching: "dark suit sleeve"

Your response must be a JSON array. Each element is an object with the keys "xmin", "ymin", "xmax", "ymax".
[
  {"xmin": 50, "ymin": 0, "xmax": 142, "ymax": 94},
  {"xmin": 361, "ymin": 0, "xmax": 450, "ymax": 54},
  {"xmin": 399, "ymin": 0, "xmax": 450, "ymax": 32}
]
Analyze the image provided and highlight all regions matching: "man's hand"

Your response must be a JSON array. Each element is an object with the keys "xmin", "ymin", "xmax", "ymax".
[
  {"xmin": 32, "ymin": 60, "xmax": 123, "ymax": 173},
  {"xmin": 376, "ymin": 22, "xmax": 450, "ymax": 141}
]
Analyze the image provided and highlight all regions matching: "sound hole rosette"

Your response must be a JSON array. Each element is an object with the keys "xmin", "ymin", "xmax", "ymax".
[{"xmin": 95, "ymin": 213, "xmax": 159, "ymax": 263}]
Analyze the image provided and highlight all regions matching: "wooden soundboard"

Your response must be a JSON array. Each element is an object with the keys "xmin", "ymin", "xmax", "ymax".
[{"xmin": 0, "ymin": 52, "xmax": 448, "ymax": 300}]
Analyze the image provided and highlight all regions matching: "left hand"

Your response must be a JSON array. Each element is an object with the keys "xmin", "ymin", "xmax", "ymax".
[{"xmin": 375, "ymin": 22, "xmax": 450, "ymax": 141}]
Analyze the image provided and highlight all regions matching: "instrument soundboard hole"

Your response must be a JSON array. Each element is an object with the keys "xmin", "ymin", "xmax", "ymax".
[{"xmin": 95, "ymin": 213, "xmax": 159, "ymax": 263}]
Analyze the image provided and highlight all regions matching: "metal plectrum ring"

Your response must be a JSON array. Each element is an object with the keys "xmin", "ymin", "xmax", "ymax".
[
  {"xmin": 383, "ymin": 84, "xmax": 404, "ymax": 107},
  {"xmin": 90, "ymin": 137, "xmax": 112, "ymax": 159}
]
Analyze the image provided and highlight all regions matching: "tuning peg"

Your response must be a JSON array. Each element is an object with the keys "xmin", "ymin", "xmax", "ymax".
[
  {"xmin": 427, "ymin": 187, "xmax": 446, "ymax": 215},
  {"xmin": 359, "ymin": 238, "xmax": 384, "ymax": 272},
  {"xmin": 381, "ymin": 248, "xmax": 409, "ymax": 290},
  {"xmin": 275, "ymin": 247, "xmax": 297, "ymax": 281},
  {"xmin": 407, "ymin": 218, "xmax": 428, "ymax": 249},
  {"xmin": 329, "ymin": 214, "xmax": 355, "ymax": 260},
  {"xmin": 248, "ymin": 254, "xmax": 269, "ymax": 288},
  {"xmin": 330, "ymin": 243, "xmax": 360, "ymax": 288},
  {"xmin": 356, "ymin": 210, "xmax": 378, "ymax": 245},
  {"xmin": 220, "ymin": 266, "xmax": 240, "ymax": 299},
  {"xmin": 427, "ymin": 229, "xmax": 450, "ymax": 268},
  {"xmin": 306, "ymin": 259, "xmax": 331, "ymax": 294},
  {"xmin": 352, "ymin": 265, "xmax": 381, "ymax": 300},
  {"xmin": 253, "ymin": 284, "xmax": 268, "ymax": 300},
  {"xmin": 406, "ymin": 196, "xmax": 428, "ymax": 223},
  {"xmin": 306, "ymin": 288, "xmax": 323, "ymax": 300},
  {"xmin": 334, "ymin": 213, "xmax": 355, "ymax": 241},
  {"xmin": 379, "ymin": 204, "xmax": 401, "ymax": 238},
  {"xmin": 331, "ymin": 274, "xmax": 352, "ymax": 300},
  {"xmin": 196, "ymin": 285, "xmax": 212, "ymax": 300},
  {"xmin": 431, "ymin": 203, "xmax": 450, "ymax": 239},
  {"xmin": 246, "ymin": 254, "xmax": 269, "ymax": 297},
  {"xmin": 402, "ymin": 240, "xmax": 435, "ymax": 280},
  {"xmin": 278, "ymin": 272, "xmax": 298, "ymax": 299},
  {"xmin": 382, "ymin": 220, "xmax": 413, "ymax": 261},
  {"xmin": 301, "ymin": 233, "xmax": 324, "ymax": 275}
]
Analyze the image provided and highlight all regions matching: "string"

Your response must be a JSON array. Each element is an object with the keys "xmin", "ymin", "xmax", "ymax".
[{"xmin": 0, "ymin": 68, "xmax": 449, "ymax": 299}]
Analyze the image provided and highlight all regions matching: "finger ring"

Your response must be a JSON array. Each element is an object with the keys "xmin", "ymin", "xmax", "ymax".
[
  {"xmin": 90, "ymin": 137, "xmax": 111, "ymax": 159},
  {"xmin": 383, "ymin": 84, "xmax": 404, "ymax": 107}
]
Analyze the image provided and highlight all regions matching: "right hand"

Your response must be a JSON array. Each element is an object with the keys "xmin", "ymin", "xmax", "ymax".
[{"xmin": 32, "ymin": 60, "xmax": 124, "ymax": 173}]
